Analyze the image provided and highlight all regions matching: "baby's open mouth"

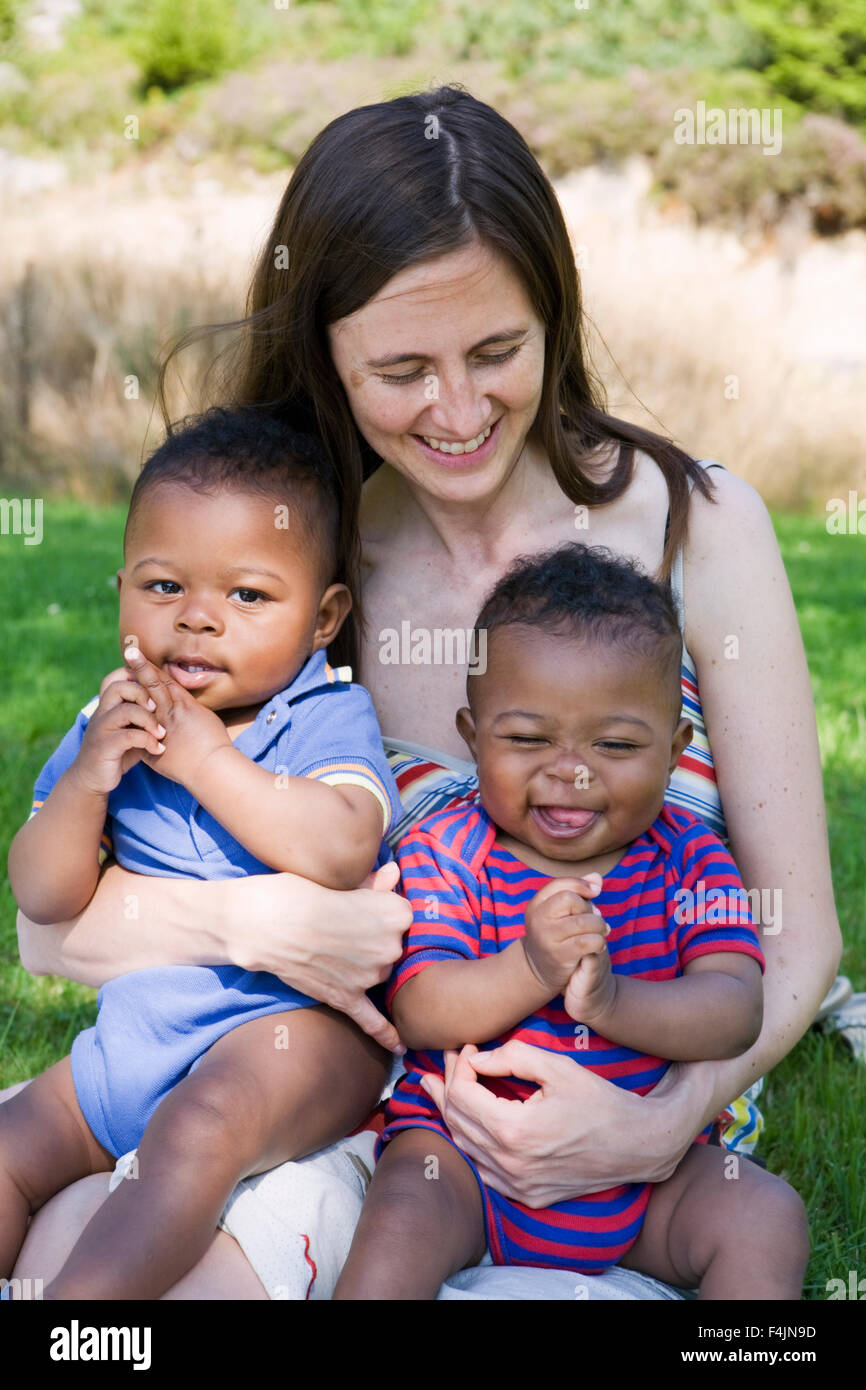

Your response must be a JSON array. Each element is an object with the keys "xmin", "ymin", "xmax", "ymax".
[
  {"xmin": 165, "ymin": 659, "xmax": 224, "ymax": 690},
  {"xmin": 531, "ymin": 805, "xmax": 600, "ymax": 838}
]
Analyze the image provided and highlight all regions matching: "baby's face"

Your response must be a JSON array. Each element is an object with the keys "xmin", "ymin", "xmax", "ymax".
[
  {"xmin": 117, "ymin": 483, "xmax": 343, "ymax": 716},
  {"xmin": 456, "ymin": 625, "xmax": 692, "ymax": 863}
]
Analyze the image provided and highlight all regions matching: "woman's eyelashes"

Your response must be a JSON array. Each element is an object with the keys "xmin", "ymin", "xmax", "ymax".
[{"xmin": 378, "ymin": 344, "xmax": 522, "ymax": 385}]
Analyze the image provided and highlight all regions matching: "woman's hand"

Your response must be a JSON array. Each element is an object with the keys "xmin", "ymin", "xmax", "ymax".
[
  {"xmin": 18, "ymin": 860, "xmax": 412, "ymax": 1054},
  {"xmin": 420, "ymin": 1042, "xmax": 701, "ymax": 1207},
  {"xmin": 221, "ymin": 860, "xmax": 412, "ymax": 1053}
]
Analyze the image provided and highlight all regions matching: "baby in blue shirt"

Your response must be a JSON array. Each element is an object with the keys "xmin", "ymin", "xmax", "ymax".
[{"xmin": 5, "ymin": 406, "xmax": 402, "ymax": 1299}]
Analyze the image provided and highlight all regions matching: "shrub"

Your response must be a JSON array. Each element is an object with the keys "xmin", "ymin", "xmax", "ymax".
[
  {"xmin": 130, "ymin": 0, "xmax": 241, "ymax": 93},
  {"xmin": 732, "ymin": 0, "xmax": 866, "ymax": 127}
]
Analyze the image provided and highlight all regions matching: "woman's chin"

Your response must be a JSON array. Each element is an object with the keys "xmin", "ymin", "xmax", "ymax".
[{"xmin": 400, "ymin": 445, "xmax": 516, "ymax": 503}]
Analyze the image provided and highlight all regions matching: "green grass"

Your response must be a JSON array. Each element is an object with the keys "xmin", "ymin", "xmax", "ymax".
[
  {"xmin": 0, "ymin": 497, "xmax": 863, "ymax": 1297},
  {"xmin": 0, "ymin": 498, "xmax": 127, "ymax": 1082}
]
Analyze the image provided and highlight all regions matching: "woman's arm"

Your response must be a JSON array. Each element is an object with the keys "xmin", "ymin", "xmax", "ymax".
[
  {"xmin": 423, "ymin": 469, "xmax": 842, "ymax": 1203},
  {"xmin": 17, "ymin": 859, "xmax": 411, "ymax": 1052},
  {"xmin": 682, "ymin": 467, "xmax": 842, "ymax": 1084}
]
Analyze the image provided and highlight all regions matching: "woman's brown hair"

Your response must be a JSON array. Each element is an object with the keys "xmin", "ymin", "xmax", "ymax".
[{"xmin": 157, "ymin": 84, "xmax": 716, "ymax": 673}]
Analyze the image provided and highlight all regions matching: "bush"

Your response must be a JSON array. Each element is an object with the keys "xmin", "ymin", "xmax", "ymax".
[
  {"xmin": 0, "ymin": 0, "xmax": 23, "ymax": 44},
  {"xmin": 130, "ymin": 0, "xmax": 242, "ymax": 93},
  {"xmin": 732, "ymin": 0, "xmax": 866, "ymax": 126}
]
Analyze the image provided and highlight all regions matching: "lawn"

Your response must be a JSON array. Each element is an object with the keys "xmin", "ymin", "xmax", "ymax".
[{"xmin": 0, "ymin": 496, "xmax": 863, "ymax": 1299}]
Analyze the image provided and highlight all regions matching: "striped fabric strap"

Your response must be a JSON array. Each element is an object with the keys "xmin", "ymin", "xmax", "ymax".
[{"xmin": 384, "ymin": 747, "xmax": 478, "ymax": 852}]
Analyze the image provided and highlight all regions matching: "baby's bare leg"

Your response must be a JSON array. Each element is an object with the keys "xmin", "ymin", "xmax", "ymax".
[
  {"xmin": 0, "ymin": 1056, "xmax": 114, "ymax": 1278},
  {"xmin": 334, "ymin": 1129, "xmax": 487, "ymax": 1300},
  {"xmin": 619, "ymin": 1142, "xmax": 809, "ymax": 1299},
  {"xmin": 45, "ymin": 1006, "xmax": 388, "ymax": 1300}
]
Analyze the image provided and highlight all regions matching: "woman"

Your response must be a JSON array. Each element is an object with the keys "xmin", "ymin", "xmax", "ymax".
[{"xmin": 10, "ymin": 86, "xmax": 841, "ymax": 1299}]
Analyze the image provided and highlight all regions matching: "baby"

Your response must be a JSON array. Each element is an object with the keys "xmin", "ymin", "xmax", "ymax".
[
  {"xmin": 4, "ymin": 406, "xmax": 402, "ymax": 1300},
  {"xmin": 335, "ymin": 543, "xmax": 809, "ymax": 1300}
]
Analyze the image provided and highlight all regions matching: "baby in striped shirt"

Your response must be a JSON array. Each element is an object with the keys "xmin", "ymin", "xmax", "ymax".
[{"xmin": 336, "ymin": 542, "xmax": 809, "ymax": 1300}]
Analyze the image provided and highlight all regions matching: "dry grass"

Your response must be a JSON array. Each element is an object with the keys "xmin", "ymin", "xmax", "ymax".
[
  {"xmin": 1, "ymin": 153, "xmax": 863, "ymax": 508},
  {"xmin": 559, "ymin": 161, "xmax": 866, "ymax": 508}
]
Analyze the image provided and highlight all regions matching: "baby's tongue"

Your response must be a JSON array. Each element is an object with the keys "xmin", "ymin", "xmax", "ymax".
[{"xmin": 539, "ymin": 806, "xmax": 595, "ymax": 827}]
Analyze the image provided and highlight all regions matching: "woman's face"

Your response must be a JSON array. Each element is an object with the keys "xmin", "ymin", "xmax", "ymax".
[{"xmin": 327, "ymin": 241, "xmax": 546, "ymax": 503}]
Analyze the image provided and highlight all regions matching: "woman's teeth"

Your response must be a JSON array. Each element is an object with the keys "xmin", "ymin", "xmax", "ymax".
[{"xmin": 421, "ymin": 424, "xmax": 493, "ymax": 455}]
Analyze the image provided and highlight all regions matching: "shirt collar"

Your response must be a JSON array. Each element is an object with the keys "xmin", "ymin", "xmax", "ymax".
[
  {"xmin": 280, "ymin": 648, "xmax": 353, "ymax": 705},
  {"xmin": 232, "ymin": 650, "xmax": 353, "ymax": 759}
]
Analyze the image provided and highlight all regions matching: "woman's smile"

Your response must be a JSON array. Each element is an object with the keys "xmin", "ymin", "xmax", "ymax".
[{"xmin": 412, "ymin": 416, "xmax": 502, "ymax": 468}]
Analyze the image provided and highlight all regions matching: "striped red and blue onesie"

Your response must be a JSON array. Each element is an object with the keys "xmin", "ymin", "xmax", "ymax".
[{"xmin": 379, "ymin": 794, "xmax": 765, "ymax": 1273}]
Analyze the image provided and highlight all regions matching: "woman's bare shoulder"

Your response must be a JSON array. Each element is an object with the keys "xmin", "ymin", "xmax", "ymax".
[
  {"xmin": 682, "ymin": 465, "xmax": 790, "ymax": 656},
  {"xmin": 686, "ymin": 465, "xmax": 777, "ymax": 570},
  {"xmin": 689, "ymin": 462, "xmax": 772, "ymax": 529}
]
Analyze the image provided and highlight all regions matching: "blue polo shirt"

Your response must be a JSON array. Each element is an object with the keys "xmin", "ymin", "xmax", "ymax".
[
  {"xmin": 28, "ymin": 649, "xmax": 404, "ymax": 1158},
  {"xmin": 31, "ymin": 647, "xmax": 402, "ymax": 877}
]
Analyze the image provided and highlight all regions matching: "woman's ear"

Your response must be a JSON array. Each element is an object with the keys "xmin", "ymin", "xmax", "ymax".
[
  {"xmin": 311, "ymin": 583, "xmax": 353, "ymax": 650},
  {"xmin": 455, "ymin": 705, "xmax": 477, "ymax": 761}
]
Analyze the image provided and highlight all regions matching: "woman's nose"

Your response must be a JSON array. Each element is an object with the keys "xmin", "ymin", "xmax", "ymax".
[{"xmin": 424, "ymin": 366, "xmax": 491, "ymax": 442}]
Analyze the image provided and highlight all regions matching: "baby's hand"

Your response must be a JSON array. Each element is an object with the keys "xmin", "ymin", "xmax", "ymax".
[
  {"xmin": 121, "ymin": 647, "xmax": 232, "ymax": 789},
  {"xmin": 70, "ymin": 673, "xmax": 166, "ymax": 796},
  {"xmin": 522, "ymin": 874, "xmax": 608, "ymax": 998},
  {"xmin": 563, "ymin": 932, "xmax": 616, "ymax": 1029}
]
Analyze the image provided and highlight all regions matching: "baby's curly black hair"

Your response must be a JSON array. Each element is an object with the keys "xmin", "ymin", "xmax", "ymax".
[
  {"xmin": 125, "ymin": 406, "xmax": 340, "ymax": 585},
  {"xmin": 469, "ymin": 543, "xmax": 683, "ymax": 717}
]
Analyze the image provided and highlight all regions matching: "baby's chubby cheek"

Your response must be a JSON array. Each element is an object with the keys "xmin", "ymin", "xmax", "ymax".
[{"xmin": 483, "ymin": 780, "xmax": 528, "ymax": 831}]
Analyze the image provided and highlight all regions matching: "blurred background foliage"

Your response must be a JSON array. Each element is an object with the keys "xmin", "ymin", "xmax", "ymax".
[
  {"xmin": 1, "ymin": 0, "xmax": 864, "ymax": 506},
  {"xmin": 1, "ymin": 1, "xmax": 865, "ymax": 227}
]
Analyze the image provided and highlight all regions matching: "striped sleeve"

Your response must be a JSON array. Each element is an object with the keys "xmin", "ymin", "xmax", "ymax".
[
  {"xmin": 301, "ymin": 760, "xmax": 395, "ymax": 836},
  {"xmin": 385, "ymin": 827, "xmax": 483, "ymax": 1009},
  {"xmin": 674, "ymin": 822, "xmax": 765, "ymax": 971},
  {"xmin": 289, "ymin": 684, "xmax": 402, "ymax": 838}
]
